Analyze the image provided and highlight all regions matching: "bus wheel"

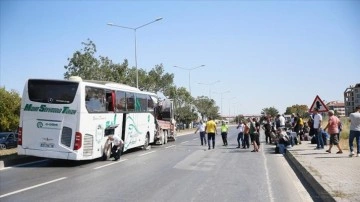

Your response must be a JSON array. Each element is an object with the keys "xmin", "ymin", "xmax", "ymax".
[
  {"xmin": 102, "ymin": 143, "xmax": 112, "ymax": 161},
  {"xmin": 143, "ymin": 134, "xmax": 150, "ymax": 150},
  {"xmin": 164, "ymin": 130, "xmax": 168, "ymax": 144}
]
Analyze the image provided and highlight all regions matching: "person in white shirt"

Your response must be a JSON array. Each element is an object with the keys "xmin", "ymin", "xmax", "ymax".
[
  {"xmin": 108, "ymin": 134, "xmax": 124, "ymax": 161},
  {"xmin": 279, "ymin": 114, "xmax": 286, "ymax": 128},
  {"xmin": 195, "ymin": 120, "xmax": 207, "ymax": 146},
  {"xmin": 313, "ymin": 108, "xmax": 324, "ymax": 149},
  {"xmin": 236, "ymin": 121, "xmax": 245, "ymax": 148},
  {"xmin": 349, "ymin": 105, "xmax": 360, "ymax": 157}
]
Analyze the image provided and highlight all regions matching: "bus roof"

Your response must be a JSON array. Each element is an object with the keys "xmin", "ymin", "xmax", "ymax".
[
  {"xmin": 83, "ymin": 80, "xmax": 141, "ymax": 92},
  {"xmin": 26, "ymin": 77, "xmax": 158, "ymax": 97}
]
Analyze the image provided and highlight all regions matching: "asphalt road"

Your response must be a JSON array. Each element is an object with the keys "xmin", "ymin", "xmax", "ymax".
[{"xmin": 0, "ymin": 126, "xmax": 313, "ymax": 202}]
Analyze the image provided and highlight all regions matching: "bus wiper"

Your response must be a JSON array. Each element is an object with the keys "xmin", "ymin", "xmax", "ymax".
[{"xmin": 55, "ymin": 99, "xmax": 70, "ymax": 104}]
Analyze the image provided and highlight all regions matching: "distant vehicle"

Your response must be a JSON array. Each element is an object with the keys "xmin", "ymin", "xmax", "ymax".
[
  {"xmin": 0, "ymin": 132, "xmax": 18, "ymax": 149},
  {"xmin": 154, "ymin": 98, "xmax": 176, "ymax": 144},
  {"xmin": 176, "ymin": 123, "xmax": 185, "ymax": 131}
]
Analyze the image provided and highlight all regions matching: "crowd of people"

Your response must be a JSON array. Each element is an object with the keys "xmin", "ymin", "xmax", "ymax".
[{"xmin": 194, "ymin": 105, "xmax": 360, "ymax": 157}]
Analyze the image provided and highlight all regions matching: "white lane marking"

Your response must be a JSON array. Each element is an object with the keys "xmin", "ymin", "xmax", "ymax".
[
  {"xmin": 0, "ymin": 159, "xmax": 49, "ymax": 171},
  {"xmin": 193, "ymin": 138, "xmax": 198, "ymax": 140},
  {"xmin": 262, "ymin": 149, "xmax": 275, "ymax": 202},
  {"xmin": 138, "ymin": 151, "xmax": 156, "ymax": 157},
  {"xmin": 165, "ymin": 145, "xmax": 176, "ymax": 149},
  {"xmin": 0, "ymin": 177, "xmax": 67, "ymax": 198},
  {"xmin": 181, "ymin": 141, "xmax": 189, "ymax": 144},
  {"xmin": 93, "ymin": 159, "xmax": 128, "ymax": 170}
]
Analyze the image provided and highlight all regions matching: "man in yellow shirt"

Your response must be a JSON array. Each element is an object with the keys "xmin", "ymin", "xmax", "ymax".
[{"xmin": 205, "ymin": 117, "xmax": 218, "ymax": 150}]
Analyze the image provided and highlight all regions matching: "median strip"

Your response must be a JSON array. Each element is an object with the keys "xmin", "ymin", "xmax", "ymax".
[{"xmin": 0, "ymin": 177, "xmax": 67, "ymax": 198}]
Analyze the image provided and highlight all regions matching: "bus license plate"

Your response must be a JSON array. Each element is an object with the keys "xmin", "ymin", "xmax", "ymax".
[{"xmin": 40, "ymin": 142, "xmax": 54, "ymax": 148}]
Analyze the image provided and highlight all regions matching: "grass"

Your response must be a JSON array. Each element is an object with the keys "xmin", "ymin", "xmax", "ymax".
[
  {"xmin": 332, "ymin": 190, "xmax": 348, "ymax": 199},
  {"xmin": 0, "ymin": 148, "xmax": 18, "ymax": 160}
]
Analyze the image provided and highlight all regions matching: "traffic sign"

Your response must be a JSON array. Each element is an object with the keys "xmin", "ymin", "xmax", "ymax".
[{"xmin": 309, "ymin": 95, "xmax": 328, "ymax": 113}]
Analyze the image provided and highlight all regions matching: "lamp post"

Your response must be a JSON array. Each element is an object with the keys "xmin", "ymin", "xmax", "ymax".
[
  {"xmin": 107, "ymin": 18, "xmax": 163, "ymax": 88},
  {"xmin": 229, "ymin": 97, "xmax": 237, "ymax": 117},
  {"xmin": 231, "ymin": 101, "xmax": 241, "ymax": 117},
  {"xmin": 213, "ymin": 90, "xmax": 230, "ymax": 117},
  {"xmin": 173, "ymin": 65, "xmax": 205, "ymax": 95},
  {"xmin": 198, "ymin": 80, "xmax": 220, "ymax": 99}
]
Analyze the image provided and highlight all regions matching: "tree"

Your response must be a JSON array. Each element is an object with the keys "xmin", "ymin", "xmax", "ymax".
[
  {"xmin": 261, "ymin": 107, "xmax": 279, "ymax": 118},
  {"xmin": 193, "ymin": 96, "xmax": 219, "ymax": 120},
  {"xmin": 63, "ymin": 39, "xmax": 195, "ymax": 124},
  {"xmin": 285, "ymin": 104, "xmax": 309, "ymax": 117},
  {"xmin": 0, "ymin": 88, "xmax": 21, "ymax": 131},
  {"xmin": 64, "ymin": 39, "xmax": 174, "ymax": 93},
  {"xmin": 142, "ymin": 64, "xmax": 174, "ymax": 93},
  {"xmin": 163, "ymin": 86, "xmax": 199, "ymax": 125},
  {"xmin": 175, "ymin": 105, "xmax": 198, "ymax": 127},
  {"xmin": 64, "ymin": 39, "xmax": 101, "ymax": 79},
  {"xmin": 234, "ymin": 115, "xmax": 245, "ymax": 124}
]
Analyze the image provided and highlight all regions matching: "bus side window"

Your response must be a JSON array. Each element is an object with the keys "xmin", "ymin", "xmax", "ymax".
[
  {"xmin": 135, "ymin": 93, "xmax": 147, "ymax": 112},
  {"xmin": 106, "ymin": 92, "xmax": 115, "ymax": 112},
  {"xmin": 126, "ymin": 92, "xmax": 134, "ymax": 111},
  {"xmin": 85, "ymin": 86, "xmax": 106, "ymax": 113},
  {"xmin": 116, "ymin": 91, "xmax": 126, "ymax": 112},
  {"xmin": 148, "ymin": 96, "xmax": 154, "ymax": 111}
]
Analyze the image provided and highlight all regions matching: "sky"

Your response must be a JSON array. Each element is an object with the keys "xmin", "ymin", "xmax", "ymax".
[{"xmin": 1, "ymin": 0, "xmax": 359, "ymax": 115}]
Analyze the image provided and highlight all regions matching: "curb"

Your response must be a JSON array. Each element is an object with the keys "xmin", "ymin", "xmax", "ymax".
[
  {"xmin": 284, "ymin": 150, "xmax": 336, "ymax": 202},
  {"xmin": 0, "ymin": 156, "xmax": 44, "ymax": 169}
]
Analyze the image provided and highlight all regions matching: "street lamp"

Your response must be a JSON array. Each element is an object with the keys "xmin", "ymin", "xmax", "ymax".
[
  {"xmin": 173, "ymin": 65, "xmax": 205, "ymax": 95},
  {"xmin": 213, "ymin": 90, "xmax": 230, "ymax": 117},
  {"xmin": 198, "ymin": 80, "xmax": 220, "ymax": 99},
  {"xmin": 107, "ymin": 17, "xmax": 163, "ymax": 88},
  {"xmin": 232, "ymin": 101, "xmax": 241, "ymax": 116},
  {"xmin": 229, "ymin": 97, "xmax": 237, "ymax": 117}
]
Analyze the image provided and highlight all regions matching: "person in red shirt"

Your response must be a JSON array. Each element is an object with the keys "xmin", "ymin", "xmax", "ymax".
[{"xmin": 324, "ymin": 110, "xmax": 343, "ymax": 154}]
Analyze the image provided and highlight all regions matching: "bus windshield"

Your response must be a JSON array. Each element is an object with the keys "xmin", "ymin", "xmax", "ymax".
[{"xmin": 28, "ymin": 79, "xmax": 79, "ymax": 104}]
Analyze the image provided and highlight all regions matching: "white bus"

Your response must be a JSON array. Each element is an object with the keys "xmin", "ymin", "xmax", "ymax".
[{"xmin": 18, "ymin": 76, "xmax": 158, "ymax": 160}]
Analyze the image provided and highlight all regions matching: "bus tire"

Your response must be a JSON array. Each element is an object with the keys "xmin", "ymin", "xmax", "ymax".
[
  {"xmin": 102, "ymin": 142, "xmax": 112, "ymax": 161},
  {"xmin": 164, "ymin": 130, "xmax": 168, "ymax": 144},
  {"xmin": 143, "ymin": 133, "xmax": 150, "ymax": 150}
]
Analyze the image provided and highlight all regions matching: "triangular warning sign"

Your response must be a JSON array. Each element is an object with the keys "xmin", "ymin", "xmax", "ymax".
[{"xmin": 309, "ymin": 95, "xmax": 328, "ymax": 113}]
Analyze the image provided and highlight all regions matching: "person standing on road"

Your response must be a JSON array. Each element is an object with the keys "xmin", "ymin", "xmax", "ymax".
[
  {"xmin": 348, "ymin": 105, "xmax": 360, "ymax": 157},
  {"xmin": 195, "ymin": 120, "xmax": 206, "ymax": 146},
  {"xmin": 262, "ymin": 118, "xmax": 272, "ymax": 144},
  {"xmin": 313, "ymin": 108, "xmax": 324, "ymax": 149},
  {"xmin": 324, "ymin": 110, "xmax": 342, "ymax": 154},
  {"xmin": 205, "ymin": 117, "xmax": 217, "ymax": 150},
  {"xmin": 243, "ymin": 120, "xmax": 250, "ymax": 149},
  {"xmin": 250, "ymin": 118, "xmax": 260, "ymax": 152},
  {"xmin": 236, "ymin": 121, "xmax": 245, "ymax": 148},
  {"xmin": 221, "ymin": 121, "xmax": 229, "ymax": 146}
]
